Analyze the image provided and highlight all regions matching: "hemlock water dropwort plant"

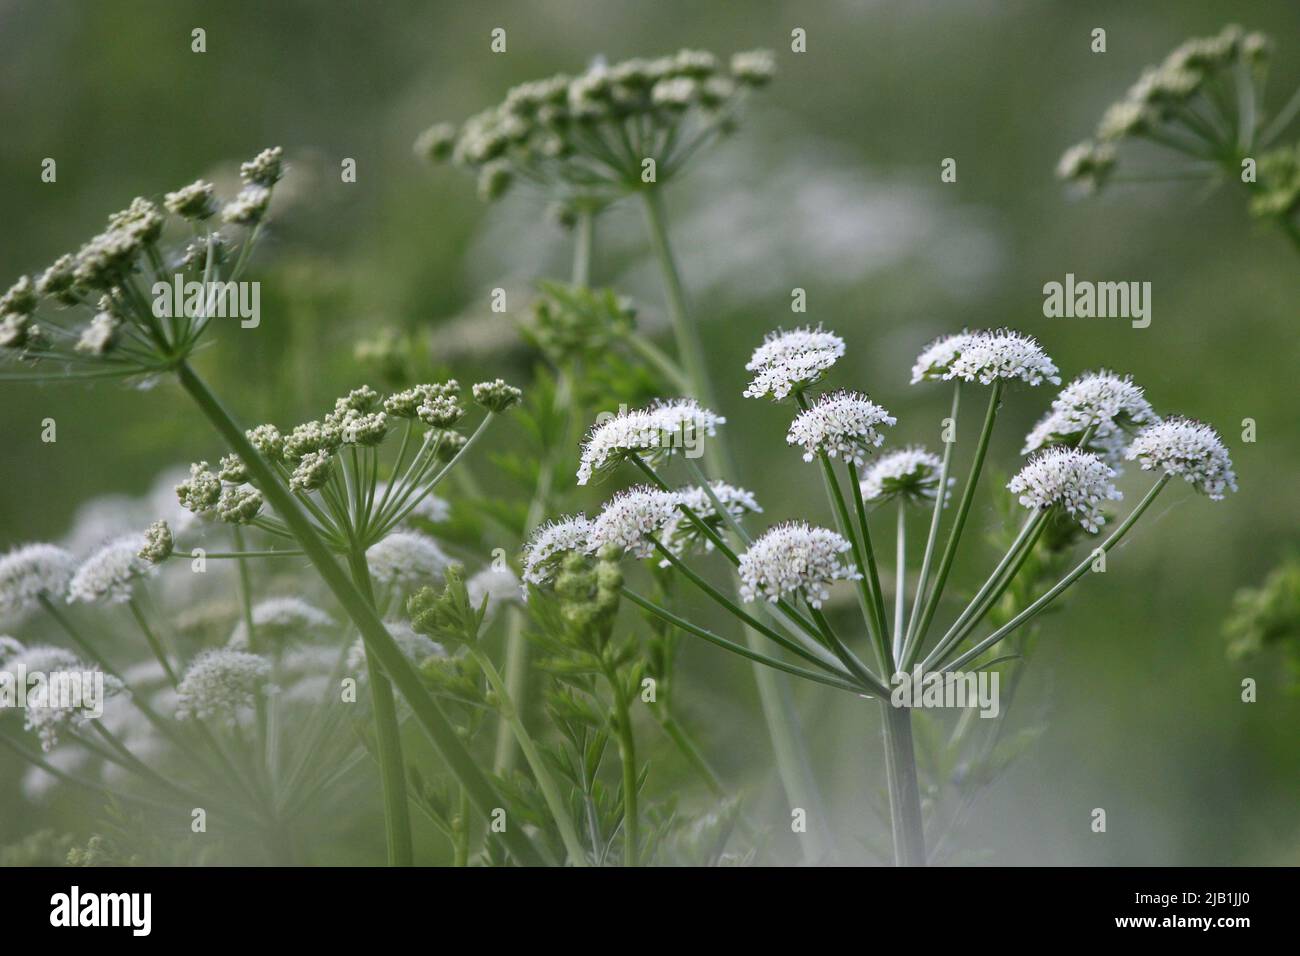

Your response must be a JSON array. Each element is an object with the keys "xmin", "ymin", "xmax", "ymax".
[
  {"xmin": 530, "ymin": 324, "xmax": 1235, "ymax": 865},
  {"xmin": 1057, "ymin": 24, "xmax": 1300, "ymax": 252},
  {"xmin": 1, "ymin": 151, "xmax": 551, "ymax": 866}
]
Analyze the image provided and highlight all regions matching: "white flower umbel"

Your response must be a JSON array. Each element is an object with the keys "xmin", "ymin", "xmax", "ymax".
[
  {"xmin": 1008, "ymin": 448, "xmax": 1122, "ymax": 533},
  {"xmin": 859, "ymin": 447, "xmax": 949, "ymax": 506},
  {"xmin": 0, "ymin": 543, "xmax": 77, "ymax": 622},
  {"xmin": 175, "ymin": 649, "xmax": 275, "ymax": 724},
  {"xmin": 365, "ymin": 531, "xmax": 457, "ymax": 592},
  {"xmin": 944, "ymin": 329, "xmax": 1060, "ymax": 387},
  {"xmin": 737, "ymin": 522, "xmax": 861, "ymax": 608},
  {"xmin": 522, "ymin": 515, "xmax": 592, "ymax": 587},
  {"xmin": 66, "ymin": 535, "xmax": 154, "ymax": 606},
  {"xmin": 24, "ymin": 667, "xmax": 126, "ymax": 752},
  {"xmin": 1023, "ymin": 370, "xmax": 1158, "ymax": 458},
  {"xmin": 1125, "ymin": 417, "xmax": 1238, "ymax": 500},
  {"xmin": 467, "ymin": 566, "xmax": 523, "ymax": 618},
  {"xmin": 910, "ymin": 331, "xmax": 979, "ymax": 384},
  {"xmin": 577, "ymin": 400, "xmax": 725, "ymax": 485},
  {"xmin": 743, "ymin": 326, "xmax": 846, "ymax": 401},
  {"xmin": 347, "ymin": 619, "xmax": 444, "ymax": 676},
  {"xmin": 228, "ymin": 597, "xmax": 335, "ymax": 649},
  {"xmin": 589, "ymin": 486, "xmax": 681, "ymax": 560},
  {"xmin": 786, "ymin": 390, "xmax": 895, "ymax": 465},
  {"xmin": 660, "ymin": 482, "xmax": 761, "ymax": 564}
]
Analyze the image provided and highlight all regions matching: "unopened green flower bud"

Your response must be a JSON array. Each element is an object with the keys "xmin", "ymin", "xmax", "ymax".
[
  {"xmin": 138, "ymin": 520, "xmax": 174, "ymax": 564},
  {"xmin": 177, "ymin": 462, "xmax": 222, "ymax": 513},
  {"xmin": 164, "ymin": 180, "xmax": 216, "ymax": 220},
  {"xmin": 289, "ymin": 450, "xmax": 333, "ymax": 493},
  {"xmin": 472, "ymin": 378, "xmax": 522, "ymax": 413},
  {"xmin": 477, "ymin": 161, "xmax": 513, "ymax": 202},
  {"xmin": 1, "ymin": 276, "xmax": 37, "ymax": 316},
  {"xmin": 217, "ymin": 485, "xmax": 263, "ymax": 524},
  {"xmin": 218, "ymin": 453, "xmax": 249, "ymax": 483},
  {"xmin": 415, "ymin": 123, "xmax": 458, "ymax": 163},
  {"xmin": 245, "ymin": 424, "xmax": 284, "ymax": 459},
  {"xmin": 240, "ymin": 146, "xmax": 284, "ymax": 187}
]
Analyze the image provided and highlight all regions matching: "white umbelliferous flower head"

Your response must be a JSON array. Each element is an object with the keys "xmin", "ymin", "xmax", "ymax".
[
  {"xmin": 910, "ymin": 331, "xmax": 978, "ymax": 384},
  {"xmin": 786, "ymin": 390, "xmax": 895, "ymax": 465},
  {"xmin": 1125, "ymin": 417, "xmax": 1237, "ymax": 499},
  {"xmin": 67, "ymin": 535, "xmax": 155, "ymax": 605},
  {"xmin": 738, "ymin": 522, "xmax": 860, "ymax": 608},
  {"xmin": 23, "ymin": 666, "xmax": 125, "ymax": 752},
  {"xmin": 346, "ymin": 620, "xmax": 444, "ymax": 677},
  {"xmin": 522, "ymin": 515, "xmax": 592, "ymax": 587},
  {"xmin": 1008, "ymin": 448, "xmax": 1122, "ymax": 533},
  {"xmin": 175, "ymin": 650, "xmax": 275, "ymax": 723},
  {"xmin": 660, "ymin": 482, "xmax": 762, "ymax": 563},
  {"xmin": 0, "ymin": 544, "xmax": 77, "ymax": 621},
  {"xmin": 228, "ymin": 597, "xmax": 335, "ymax": 649},
  {"xmin": 944, "ymin": 329, "xmax": 1060, "ymax": 386},
  {"xmin": 859, "ymin": 447, "xmax": 949, "ymax": 506},
  {"xmin": 366, "ymin": 531, "xmax": 457, "ymax": 591},
  {"xmin": 577, "ymin": 400, "xmax": 725, "ymax": 485},
  {"xmin": 1023, "ymin": 370, "xmax": 1158, "ymax": 460},
  {"xmin": 589, "ymin": 486, "xmax": 681, "ymax": 559},
  {"xmin": 743, "ymin": 326, "xmax": 846, "ymax": 400},
  {"xmin": 467, "ymin": 566, "xmax": 523, "ymax": 618}
]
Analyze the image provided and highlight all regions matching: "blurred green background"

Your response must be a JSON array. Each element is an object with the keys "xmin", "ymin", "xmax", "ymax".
[{"xmin": 1, "ymin": 0, "xmax": 1297, "ymax": 864}]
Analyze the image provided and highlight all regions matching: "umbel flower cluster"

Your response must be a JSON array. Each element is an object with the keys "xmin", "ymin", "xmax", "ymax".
[
  {"xmin": 1057, "ymin": 24, "xmax": 1300, "ymax": 239},
  {"xmin": 415, "ymin": 48, "xmax": 775, "ymax": 206},
  {"xmin": 0, "ymin": 148, "xmax": 285, "ymax": 380},
  {"xmin": 525, "ymin": 320, "xmax": 1235, "ymax": 866},
  {"xmin": 175, "ymin": 378, "xmax": 521, "ymax": 552}
]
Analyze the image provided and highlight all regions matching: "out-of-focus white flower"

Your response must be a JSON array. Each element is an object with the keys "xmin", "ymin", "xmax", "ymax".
[
  {"xmin": 660, "ymin": 482, "xmax": 761, "ymax": 564},
  {"xmin": 1008, "ymin": 448, "xmax": 1122, "ymax": 533},
  {"xmin": 227, "ymin": 597, "xmax": 335, "ymax": 649},
  {"xmin": 577, "ymin": 400, "xmax": 725, "ymax": 485},
  {"xmin": 859, "ymin": 447, "xmax": 949, "ymax": 506},
  {"xmin": 522, "ymin": 515, "xmax": 592, "ymax": 587},
  {"xmin": 944, "ymin": 329, "xmax": 1059, "ymax": 387},
  {"xmin": 0, "ymin": 544, "xmax": 77, "ymax": 622},
  {"xmin": 366, "ymin": 531, "xmax": 457, "ymax": 592},
  {"xmin": 743, "ymin": 326, "xmax": 846, "ymax": 401},
  {"xmin": 467, "ymin": 566, "xmax": 523, "ymax": 619},
  {"xmin": 738, "ymin": 522, "xmax": 860, "ymax": 607},
  {"xmin": 67, "ymin": 535, "xmax": 154, "ymax": 605},
  {"xmin": 1125, "ymin": 417, "xmax": 1237, "ymax": 499},
  {"xmin": 786, "ymin": 389, "xmax": 895, "ymax": 465},
  {"xmin": 588, "ymin": 486, "xmax": 681, "ymax": 559},
  {"xmin": 346, "ymin": 619, "xmax": 444, "ymax": 676},
  {"xmin": 24, "ymin": 668, "xmax": 126, "ymax": 751},
  {"xmin": 175, "ymin": 650, "xmax": 275, "ymax": 723}
]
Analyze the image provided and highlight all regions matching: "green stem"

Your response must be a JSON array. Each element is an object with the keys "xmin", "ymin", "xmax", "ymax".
[
  {"xmin": 880, "ymin": 701, "xmax": 925, "ymax": 866},
  {"xmin": 606, "ymin": 667, "xmax": 640, "ymax": 866},
  {"xmin": 175, "ymin": 361, "xmax": 545, "ymax": 866},
  {"xmin": 908, "ymin": 381, "xmax": 1002, "ymax": 665},
  {"xmin": 893, "ymin": 504, "xmax": 906, "ymax": 663},
  {"xmin": 471, "ymin": 647, "xmax": 590, "ymax": 866},
  {"xmin": 346, "ymin": 548, "xmax": 413, "ymax": 867}
]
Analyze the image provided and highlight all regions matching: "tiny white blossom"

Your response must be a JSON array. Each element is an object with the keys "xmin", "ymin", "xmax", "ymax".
[
  {"xmin": 743, "ymin": 326, "xmax": 846, "ymax": 400},
  {"xmin": 737, "ymin": 522, "xmax": 861, "ymax": 608},
  {"xmin": 23, "ymin": 667, "xmax": 125, "ymax": 752},
  {"xmin": 175, "ymin": 650, "xmax": 275, "ymax": 724},
  {"xmin": 366, "ymin": 532, "xmax": 457, "ymax": 592},
  {"xmin": 467, "ymin": 566, "xmax": 523, "ymax": 619},
  {"xmin": 346, "ymin": 620, "xmax": 444, "ymax": 676},
  {"xmin": 660, "ymin": 482, "xmax": 762, "ymax": 564},
  {"xmin": 1023, "ymin": 370, "xmax": 1158, "ymax": 460},
  {"xmin": 227, "ymin": 597, "xmax": 335, "ymax": 649},
  {"xmin": 1008, "ymin": 448, "xmax": 1122, "ymax": 533},
  {"xmin": 588, "ymin": 486, "xmax": 681, "ymax": 559},
  {"xmin": 944, "ymin": 329, "xmax": 1060, "ymax": 387},
  {"xmin": 0, "ymin": 544, "xmax": 77, "ymax": 622},
  {"xmin": 522, "ymin": 515, "xmax": 592, "ymax": 587},
  {"xmin": 910, "ymin": 331, "xmax": 978, "ymax": 384},
  {"xmin": 786, "ymin": 389, "xmax": 895, "ymax": 465},
  {"xmin": 859, "ymin": 447, "xmax": 949, "ymax": 506},
  {"xmin": 1125, "ymin": 417, "xmax": 1237, "ymax": 500},
  {"xmin": 67, "ymin": 535, "xmax": 154, "ymax": 605},
  {"xmin": 577, "ymin": 400, "xmax": 724, "ymax": 485}
]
